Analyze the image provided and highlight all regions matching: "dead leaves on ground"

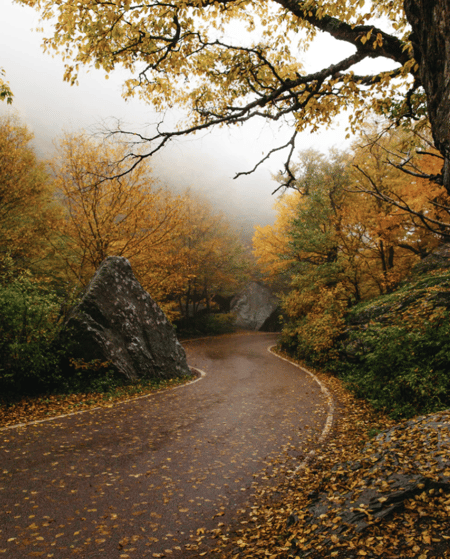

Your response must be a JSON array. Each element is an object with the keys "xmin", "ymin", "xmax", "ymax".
[
  {"xmin": 199, "ymin": 357, "xmax": 450, "ymax": 559},
  {"xmin": 2, "ymin": 347, "xmax": 449, "ymax": 558},
  {"xmin": 0, "ymin": 376, "xmax": 195, "ymax": 428}
]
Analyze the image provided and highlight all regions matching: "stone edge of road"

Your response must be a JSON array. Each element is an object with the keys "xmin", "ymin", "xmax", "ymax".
[
  {"xmin": 0, "ymin": 368, "xmax": 207, "ymax": 432},
  {"xmin": 268, "ymin": 345, "xmax": 335, "ymax": 474}
]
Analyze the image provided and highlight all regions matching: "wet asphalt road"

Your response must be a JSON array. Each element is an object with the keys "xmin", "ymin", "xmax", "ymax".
[{"xmin": 0, "ymin": 332, "xmax": 328, "ymax": 558}]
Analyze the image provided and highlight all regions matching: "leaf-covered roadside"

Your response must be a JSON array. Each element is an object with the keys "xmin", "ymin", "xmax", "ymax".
[
  {"xmin": 0, "ymin": 374, "xmax": 195, "ymax": 429},
  {"xmin": 191, "ymin": 357, "xmax": 450, "ymax": 559}
]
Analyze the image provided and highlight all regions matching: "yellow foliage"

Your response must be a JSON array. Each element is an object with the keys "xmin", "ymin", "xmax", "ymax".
[
  {"xmin": 255, "ymin": 125, "xmax": 447, "ymax": 362},
  {"xmin": 0, "ymin": 68, "xmax": 13, "ymax": 104},
  {"xmin": 51, "ymin": 133, "xmax": 249, "ymax": 319},
  {"xmin": 51, "ymin": 132, "xmax": 186, "ymax": 314},
  {"xmin": 283, "ymin": 282, "xmax": 348, "ymax": 361},
  {"xmin": 253, "ymin": 191, "xmax": 301, "ymax": 279},
  {"xmin": 17, "ymin": 0, "xmax": 415, "ymax": 157},
  {"xmin": 0, "ymin": 114, "xmax": 61, "ymax": 274},
  {"xmin": 255, "ymin": 127, "xmax": 446, "ymax": 307},
  {"xmin": 167, "ymin": 192, "xmax": 250, "ymax": 319}
]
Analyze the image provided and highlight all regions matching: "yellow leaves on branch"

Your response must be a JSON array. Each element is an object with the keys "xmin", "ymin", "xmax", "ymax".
[
  {"xmin": 168, "ymin": 192, "xmax": 249, "ymax": 319},
  {"xmin": 51, "ymin": 132, "xmax": 248, "ymax": 318},
  {"xmin": 0, "ymin": 114, "xmax": 61, "ymax": 273},
  {"xmin": 253, "ymin": 122, "xmax": 447, "ymax": 358},
  {"xmin": 16, "ymin": 0, "xmax": 413, "ymax": 140},
  {"xmin": 283, "ymin": 282, "xmax": 347, "ymax": 358},
  {"xmin": 253, "ymin": 192, "xmax": 302, "ymax": 279},
  {"xmin": 51, "ymin": 132, "xmax": 193, "ymax": 314},
  {"xmin": 0, "ymin": 116, "xmax": 248, "ymax": 321},
  {"xmin": 0, "ymin": 67, "xmax": 13, "ymax": 104}
]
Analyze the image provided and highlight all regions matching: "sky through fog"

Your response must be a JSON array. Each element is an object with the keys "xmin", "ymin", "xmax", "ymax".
[{"xmin": 1, "ymin": 0, "xmax": 378, "ymax": 239}]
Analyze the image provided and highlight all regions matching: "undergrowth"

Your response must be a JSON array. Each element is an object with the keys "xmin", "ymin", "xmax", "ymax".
[
  {"xmin": 176, "ymin": 312, "xmax": 237, "ymax": 338},
  {"xmin": 0, "ymin": 259, "xmax": 195, "ymax": 405},
  {"xmin": 280, "ymin": 266, "xmax": 450, "ymax": 420},
  {"xmin": 337, "ymin": 316, "xmax": 450, "ymax": 419}
]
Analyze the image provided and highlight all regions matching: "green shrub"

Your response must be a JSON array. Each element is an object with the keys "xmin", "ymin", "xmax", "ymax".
[
  {"xmin": 336, "ymin": 317, "xmax": 450, "ymax": 419},
  {"xmin": 0, "ymin": 266, "xmax": 67, "ymax": 397},
  {"xmin": 0, "ymin": 261, "xmax": 125, "ymax": 399},
  {"xmin": 176, "ymin": 312, "xmax": 237, "ymax": 338},
  {"xmin": 0, "ymin": 260, "xmax": 192, "ymax": 401}
]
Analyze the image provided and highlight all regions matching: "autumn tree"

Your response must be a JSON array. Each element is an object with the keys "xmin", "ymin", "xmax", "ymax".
[
  {"xmin": 0, "ymin": 68, "xmax": 13, "ymax": 104},
  {"xmin": 255, "ymin": 131, "xmax": 444, "ymax": 319},
  {"xmin": 0, "ymin": 114, "xmax": 60, "ymax": 274},
  {"xmin": 254, "ymin": 142, "xmax": 442, "ymax": 361},
  {"xmin": 254, "ymin": 150, "xmax": 367, "ymax": 298},
  {"xmin": 253, "ymin": 191, "xmax": 301, "ymax": 283},
  {"xmin": 349, "ymin": 122, "xmax": 449, "ymax": 241},
  {"xmin": 170, "ymin": 192, "xmax": 250, "ymax": 321},
  {"xmin": 52, "ymin": 132, "xmax": 186, "ymax": 307},
  {"xmin": 17, "ymin": 0, "xmax": 450, "ymax": 193}
]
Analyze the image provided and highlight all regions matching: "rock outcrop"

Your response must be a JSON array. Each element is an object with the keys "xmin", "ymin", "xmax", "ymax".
[
  {"xmin": 63, "ymin": 256, "xmax": 190, "ymax": 380},
  {"xmin": 230, "ymin": 282, "xmax": 281, "ymax": 331},
  {"xmin": 287, "ymin": 410, "xmax": 450, "ymax": 556},
  {"xmin": 411, "ymin": 242, "xmax": 450, "ymax": 275}
]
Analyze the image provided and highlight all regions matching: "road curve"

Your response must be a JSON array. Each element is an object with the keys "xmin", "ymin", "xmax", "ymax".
[{"xmin": 0, "ymin": 332, "xmax": 330, "ymax": 558}]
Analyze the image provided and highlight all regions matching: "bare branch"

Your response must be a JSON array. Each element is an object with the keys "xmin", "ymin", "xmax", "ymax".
[
  {"xmin": 232, "ymin": 131, "xmax": 297, "ymax": 189},
  {"xmin": 417, "ymin": 150, "xmax": 445, "ymax": 160},
  {"xmin": 386, "ymin": 157, "xmax": 442, "ymax": 183}
]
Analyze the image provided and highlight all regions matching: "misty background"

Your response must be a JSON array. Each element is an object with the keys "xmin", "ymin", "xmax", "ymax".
[{"xmin": 1, "ymin": 0, "xmax": 355, "ymax": 243}]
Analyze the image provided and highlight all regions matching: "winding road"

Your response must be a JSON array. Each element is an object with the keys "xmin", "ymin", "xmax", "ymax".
[{"xmin": 0, "ymin": 332, "xmax": 331, "ymax": 558}]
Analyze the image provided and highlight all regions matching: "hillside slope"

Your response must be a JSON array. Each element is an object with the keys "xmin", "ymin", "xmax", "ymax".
[{"xmin": 334, "ymin": 244, "xmax": 450, "ymax": 419}]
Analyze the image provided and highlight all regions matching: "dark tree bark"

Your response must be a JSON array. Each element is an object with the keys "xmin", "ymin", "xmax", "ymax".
[{"xmin": 404, "ymin": 0, "xmax": 450, "ymax": 193}]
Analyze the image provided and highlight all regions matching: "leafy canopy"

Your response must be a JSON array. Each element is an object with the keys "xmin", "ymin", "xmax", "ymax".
[
  {"xmin": 0, "ymin": 68, "xmax": 13, "ymax": 104},
  {"xmin": 0, "ymin": 114, "xmax": 61, "ymax": 273},
  {"xmin": 255, "ymin": 127, "xmax": 445, "ymax": 305},
  {"xmin": 52, "ymin": 132, "xmax": 250, "ymax": 319},
  {"xmin": 17, "ymin": 0, "xmax": 418, "ymax": 182}
]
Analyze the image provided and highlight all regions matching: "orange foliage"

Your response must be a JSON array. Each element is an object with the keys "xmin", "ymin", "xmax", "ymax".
[
  {"xmin": 254, "ymin": 125, "xmax": 447, "ymax": 361},
  {"xmin": 254, "ymin": 128, "xmax": 446, "ymax": 303},
  {"xmin": 253, "ymin": 192, "xmax": 301, "ymax": 280},
  {"xmin": 167, "ymin": 192, "xmax": 249, "ymax": 318},
  {"xmin": 0, "ymin": 114, "xmax": 60, "ymax": 274},
  {"xmin": 52, "ymin": 133, "xmax": 248, "ymax": 319},
  {"xmin": 52, "ymin": 133, "xmax": 185, "ymax": 297}
]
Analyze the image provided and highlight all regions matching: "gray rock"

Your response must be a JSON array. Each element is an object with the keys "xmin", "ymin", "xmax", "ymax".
[
  {"xmin": 63, "ymin": 256, "xmax": 190, "ymax": 380},
  {"xmin": 411, "ymin": 242, "xmax": 450, "ymax": 275},
  {"xmin": 230, "ymin": 282, "xmax": 280, "ymax": 331}
]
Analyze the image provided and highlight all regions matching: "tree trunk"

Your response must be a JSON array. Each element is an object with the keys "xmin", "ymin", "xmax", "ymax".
[
  {"xmin": 388, "ymin": 246, "xmax": 395, "ymax": 269},
  {"xmin": 404, "ymin": 0, "xmax": 450, "ymax": 192}
]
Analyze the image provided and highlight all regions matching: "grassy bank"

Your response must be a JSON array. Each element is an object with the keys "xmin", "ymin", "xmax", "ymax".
[{"xmin": 280, "ymin": 251, "xmax": 450, "ymax": 420}]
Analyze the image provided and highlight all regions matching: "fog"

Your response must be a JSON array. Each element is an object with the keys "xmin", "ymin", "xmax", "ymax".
[{"xmin": 1, "ymin": 1, "xmax": 356, "ymax": 241}]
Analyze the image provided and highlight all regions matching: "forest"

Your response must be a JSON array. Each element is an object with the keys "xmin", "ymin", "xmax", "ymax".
[
  {"xmin": 1, "ymin": 0, "xmax": 450, "ymax": 422},
  {"xmin": 254, "ymin": 122, "xmax": 450, "ymax": 419},
  {"xmin": 1, "ymin": 109, "xmax": 449, "ymax": 422},
  {"xmin": 0, "ymin": 114, "xmax": 256, "ymax": 400}
]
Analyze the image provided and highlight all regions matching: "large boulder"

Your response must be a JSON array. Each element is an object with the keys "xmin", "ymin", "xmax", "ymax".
[
  {"xmin": 231, "ymin": 282, "xmax": 281, "ymax": 331},
  {"xmin": 63, "ymin": 256, "xmax": 190, "ymax": 380}
]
